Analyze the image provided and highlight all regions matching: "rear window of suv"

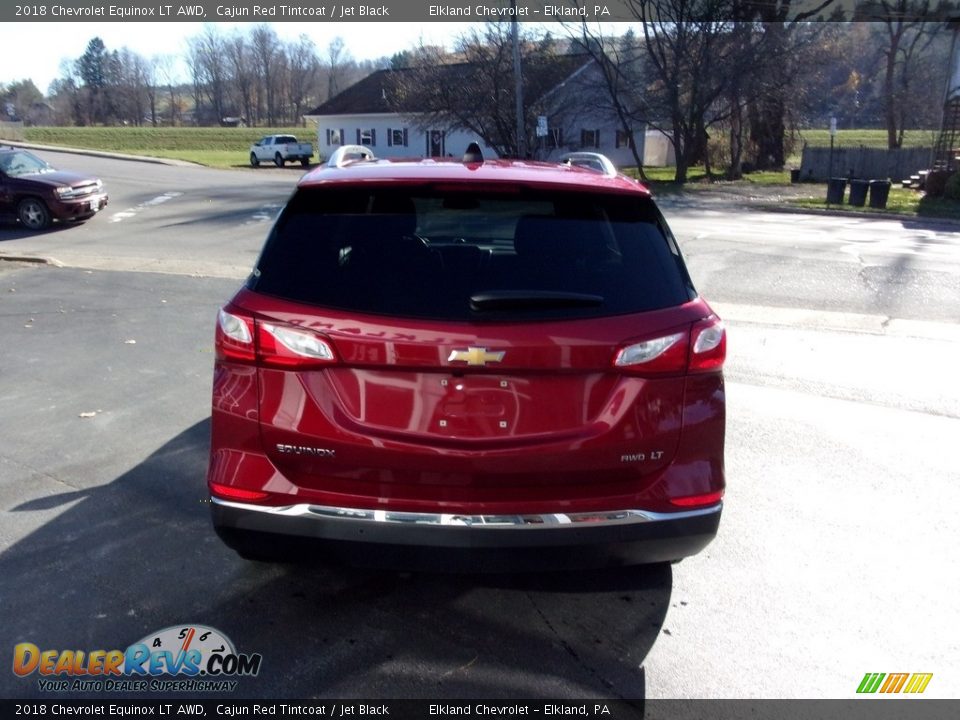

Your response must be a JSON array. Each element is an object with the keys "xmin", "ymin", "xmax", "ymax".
[{"xmin": 249, "ymin": 184, "xmax": 696, "ymax": 321}]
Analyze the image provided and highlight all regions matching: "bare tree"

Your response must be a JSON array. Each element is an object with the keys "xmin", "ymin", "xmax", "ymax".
[
  {"xmin": 185, "ymin": 40, "xmax": 205, "ymax": 125},
  {"xmin": 110, "ymin": 48, "xmax": 151, "ymax": 126},
  {"xmin": 252, "ymin": 25, "xmax": 283, "ymax": 125},
  {"xmin": 626, "ymin": 0, "xmax": 737, "ymax": 182},
  {"xmin": 225, "ymin": 33, "xmax": 256, "ymax": 124},
  {"xmin": 187, "ymin": 26, "xmax": 229, "ymax": 124},
  {"xmin": 288, "ymin": 34, "xmax": 320, "ymax": 125},
  {"xmin": 728, "ymin": 18, "xmax": 813, "ymax": 176},
  {"xmin": 327, "ymin": 36, "xmax": 351, "ymax": 100},
  {"xmin": 388, "ymin": 24, "xmax": 581, "ymax": 158},
  {"xmin": 140, "ymin": 54, "xmax": 159, "ymax": 127},
  {"xmin": 0, "ymin": 79, "xmax": 43, "ymax": 122},
  {"xmin": 563, "ymin": 24, "xmax": 650, "ymax": 178},
  {"xmin": 49, "ymin": 58, "xmax": 83, "ymax": 125},
  {"xmin": 865, "ymin": 0, "xmax": 936, "ymax": 148},
  {"xmin": 153, "ymin": 54, "xmax": 183, "ymax": 126}
]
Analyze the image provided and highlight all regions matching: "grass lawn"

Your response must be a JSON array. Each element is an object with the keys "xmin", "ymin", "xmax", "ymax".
[
  {"xmin": 794, "ymin": 128, "xmax": 938, "ymax": 150},
  {"xmin": 21, "ymin": 126, "xmax": 319, "ymax": 169},
  {"xmin": 637, "ymin": 166, "xmax": 791, "ymax": 185},
  {"xmin": 792, "ymin": 186, "xmax": 960, "ymax": 220}
]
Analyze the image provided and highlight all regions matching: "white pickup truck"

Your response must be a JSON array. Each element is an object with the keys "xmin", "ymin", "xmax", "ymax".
[{"xmin": 249, "ymin": 135, "xmax": 314, "ymax": 168}]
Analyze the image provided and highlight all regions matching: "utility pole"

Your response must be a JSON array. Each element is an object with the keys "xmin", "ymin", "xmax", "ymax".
[{"xmin": 511, "ymin": 0, "xmax": 525, "ymax": 158}]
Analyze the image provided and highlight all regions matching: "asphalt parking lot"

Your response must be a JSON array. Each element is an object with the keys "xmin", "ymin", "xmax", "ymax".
[
  {"xmin": 0, "ymin": 262, "xmax": 669, "ymax": 702},
  {"xmin": 2, "ymin": 152, "xmax": 958, "ymax": 705}
]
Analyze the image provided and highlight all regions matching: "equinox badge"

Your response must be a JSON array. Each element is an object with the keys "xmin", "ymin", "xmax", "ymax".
[{"xmin": 448, "ymin": 347, "xmax": 505, "ymax": 366}]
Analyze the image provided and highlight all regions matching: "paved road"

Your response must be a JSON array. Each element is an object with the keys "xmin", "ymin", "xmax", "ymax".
[
  {"xmin": 0, "ymin": 150, "xmax": 297, "ymax": 277},
  {"xmin": 1, "ymin": 153, "xmax": 958, "ymax": 701},
  {"xmin": 666, "ymin": 205, "xmax": 960, "ymax": 324},
  {"xmin": 2, "ymin": 150, "xmax": 959, "ymax": 320}
]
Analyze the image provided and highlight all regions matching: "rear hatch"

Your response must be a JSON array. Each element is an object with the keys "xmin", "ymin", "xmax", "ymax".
[{"xmin": 237, "ymin": 182, "xmax": 712, "ymax": 510}]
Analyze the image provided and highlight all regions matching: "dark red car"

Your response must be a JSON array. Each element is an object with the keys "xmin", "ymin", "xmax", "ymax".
[
  {"xmin": 208, "ymin": 145, "xmax": 725, "ymax": 570},
  {"xmin": 0, "ymin": 147, "xmax": 109, "ymax": 230}
]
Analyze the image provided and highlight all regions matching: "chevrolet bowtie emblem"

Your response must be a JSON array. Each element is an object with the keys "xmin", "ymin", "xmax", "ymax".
[{"xmin": 448, "ymin": 347, "xmax": 505, "ymax": 366}]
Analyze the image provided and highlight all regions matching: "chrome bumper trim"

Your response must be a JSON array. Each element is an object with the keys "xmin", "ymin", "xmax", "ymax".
[{"xmin": 210, "ymin": 497, "xmax": 721, "ymax": 529}]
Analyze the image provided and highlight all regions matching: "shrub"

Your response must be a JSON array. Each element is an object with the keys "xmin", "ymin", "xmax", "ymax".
[
  {"xmin": 945, "ymin": 172, "xmax": 960, "ymax": 200},
  {"xmin": 925, "ymin": 170, "xmax": 950, "ymax": 197}
]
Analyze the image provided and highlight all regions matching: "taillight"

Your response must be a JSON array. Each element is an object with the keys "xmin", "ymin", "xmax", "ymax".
[
  {"xmin": 216, "ymin": 307, "xmax": 337, "ymax": 368},
  {"xmin": 257, "ymin": 322, "xmax": 336, "ymax": 368},
  {"xmin": 614, "ymin": 331, "xmax": 689, "ymax": 375},
  {"xmin": 209, "ymin": 482, "xmax": 269, "ymax": 502},
  {"xmin": 689, "ymin": 317, "xmax": 726, "ymax": 373},
  {"xmin": 216, "ymin": 308, "xmax": 255, "ymax": 362},
  {"xmin": 614, "ymin": 316, "xmax": 726, "ymax": 376},
  {"xmin": 669, "ymin": 490, "xmax": 724, "ymax": 508}
]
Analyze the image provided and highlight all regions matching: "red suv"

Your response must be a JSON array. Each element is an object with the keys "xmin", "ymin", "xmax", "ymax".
[{"xmin": 208, "ymin": 145, "xmax": 725, "ymax": 570}]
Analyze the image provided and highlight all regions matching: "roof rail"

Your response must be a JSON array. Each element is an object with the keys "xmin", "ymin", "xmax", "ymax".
[
  {"xmin": 559, "ymin": 152, "xmax": 618, "ymax": 177},
  {"xmin": 327, "ymin": 144, "xmax": 376, "ymax": 168}
]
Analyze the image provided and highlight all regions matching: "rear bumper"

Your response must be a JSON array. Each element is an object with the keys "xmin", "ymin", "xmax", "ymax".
[{"xmin": 211, "ymin": 497, "xmax": 721, "ymax": 568}]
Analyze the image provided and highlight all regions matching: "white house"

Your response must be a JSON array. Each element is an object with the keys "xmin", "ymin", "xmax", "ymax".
[
  {"xmin": 303, "ymin": 59, "xmax": 672, "ymax": 169},
  {"xmin": 303, "ymin": 68, "xmax": 488, "ymax": 162}
]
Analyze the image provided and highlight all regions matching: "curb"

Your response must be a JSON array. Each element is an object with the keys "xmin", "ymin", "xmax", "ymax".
[
  {"xmin": 0, "ymin": 253, "xmax": 64, "ymax": 267},
  {"xmin": 757, "ymin": 202, "xmax": 960, "ymax": 227},
  {"xmin": 1, "ymin": 140, "xmax": 203, "ymax": 167}
]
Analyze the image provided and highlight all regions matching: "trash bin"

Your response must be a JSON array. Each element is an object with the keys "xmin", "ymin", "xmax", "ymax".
[
  {"xmin": 848, "ymin": 179, "xmax": 869, "ymax": 207},
  {"xmin": 826, "ymin": 178, "xmax": 846, "ymax": 204},
  {"xmin": 869, "ymin": 179, "xmax": 892, "ymax": 209},
  {"xmin": 790, "ymin": 168, "xmax": 801, "ymax": 184}
]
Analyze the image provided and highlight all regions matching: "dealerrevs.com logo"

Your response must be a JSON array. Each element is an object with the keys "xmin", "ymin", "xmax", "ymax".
[{"xmin": 13, "ymin": 624, "xmax": 262, "ymax": 693}]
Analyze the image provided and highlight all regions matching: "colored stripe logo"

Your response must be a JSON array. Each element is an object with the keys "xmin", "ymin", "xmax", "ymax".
[{"xmin": 857, "ymin": 672, "xmax": 932, "ymax": 694}]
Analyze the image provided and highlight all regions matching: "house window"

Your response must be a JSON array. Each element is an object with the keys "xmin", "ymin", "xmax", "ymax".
[
  {"xmin": 616, "ymin": 130, "xmax": 635, "ymax": 149},
  {"xmin": 387, "ymin": 128, "xmax": 408, "ymax": 147},
  {"xmin": 580, "ymin": 129, "xmax": 599, "ymax": 149},
  {"xmin": 357, "ymin": 128, "xmax": 376, "ymax": 146},
  {"xmin": 326, "ymin": 128, "xmax": 343, "ymax": 146},
  {"xmin": 546, "ymin": 128, "xmax": 564, "ymax": 149}
]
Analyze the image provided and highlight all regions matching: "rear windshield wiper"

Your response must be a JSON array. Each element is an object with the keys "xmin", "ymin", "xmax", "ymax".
[{"xmin": 470, "ymin": 291, "xmax": 604, "ymax": 312}]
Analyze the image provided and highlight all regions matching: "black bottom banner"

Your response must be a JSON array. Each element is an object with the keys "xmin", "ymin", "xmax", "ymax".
[{"xmin": 4, "ymin": 700, "xmax": 960, "ymax": 720}]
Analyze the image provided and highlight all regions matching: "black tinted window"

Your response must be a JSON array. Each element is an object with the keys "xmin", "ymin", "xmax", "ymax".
[{"xmin": 250, "ymin": 186, "xmax": 695, "ymax": 321}]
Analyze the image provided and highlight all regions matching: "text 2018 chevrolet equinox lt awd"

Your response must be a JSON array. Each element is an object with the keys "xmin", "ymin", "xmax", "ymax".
[{"xmin": 207, "ymin": 144, "xmax": 725, "ymax": 570}]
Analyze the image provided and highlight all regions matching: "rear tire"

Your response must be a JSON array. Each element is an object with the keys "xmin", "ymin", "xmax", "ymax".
[
  {"xmin": 250, "ymin": 152, "xmax": 259, "ymax": 167},
  {"xmin": 300, "ymin": 158, "xmax": 309, "ymax": 168},
  {"xmin": 18, "ymin": 197, "xmax": 51, "ymax": 231},
  {"xmin": 274, "ymin": 153, "xmax": 284, "ymax": 167}
]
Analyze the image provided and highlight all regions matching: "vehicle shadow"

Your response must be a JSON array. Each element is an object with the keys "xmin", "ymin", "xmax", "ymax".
[
  {"xmin": 0, "ymin": 217, "xmax": 82, "ymax": 240},
  {"xmin": 2, "ymin": 418, "xmax": 670, "ymax": 702},
  {"xmin": 861, "ymin": 216, "xmax": 955, "ymax": 319}
]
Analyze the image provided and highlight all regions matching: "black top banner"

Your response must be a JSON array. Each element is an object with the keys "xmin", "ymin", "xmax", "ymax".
[{"xmin": 4, "ymin": 0, "xmax": 960, "ymax": 23}]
